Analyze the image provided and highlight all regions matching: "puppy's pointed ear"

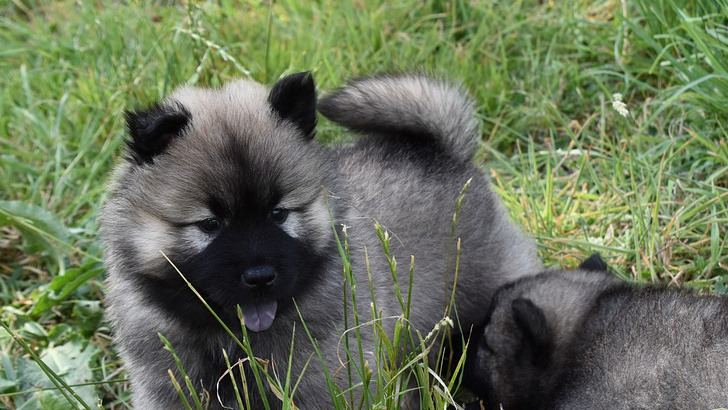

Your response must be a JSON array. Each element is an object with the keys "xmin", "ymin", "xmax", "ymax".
[
  {"xmin": 579, "ymin": 253, "xmax": 608, "ymax": 272},
  {"xmin": 512, "ymin": 298, "xmax": 553, "ymax": 368},
  {"xmin": 268, "ymin": 72, "xmax": 317, "ymax": 140},
  {"xmin": 125, "ymin": 102, "xmax": 190, "ymax": 165}
]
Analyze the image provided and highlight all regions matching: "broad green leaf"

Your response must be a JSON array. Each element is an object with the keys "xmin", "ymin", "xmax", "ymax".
[
  {"xmin": 15, "ymin": 341, "xmax": 100, "ymax": 409},
  {"xmin": 0, "ymin": 200, "xmax": 72, "ymax": 265},
  {"xmin": 30, "ymin": 260, "xmax": 104, "ymax": 316}
]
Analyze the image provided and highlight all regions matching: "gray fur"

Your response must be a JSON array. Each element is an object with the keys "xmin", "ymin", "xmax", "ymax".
[
  {"xmin": 100, "ymin": 73, "xmax": 540, "ymax": 409},
  {"xmin": 467, "ymin": 265, "xmax": 728, "ymax": 409},
  {"xmin": 318, "ymin": 74, "xmax": 478, "ymax": 163}
]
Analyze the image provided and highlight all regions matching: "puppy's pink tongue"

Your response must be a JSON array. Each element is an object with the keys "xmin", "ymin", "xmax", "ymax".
[{"xmin": 242, "ymin": 300, "xmax": 277, "ymax": 332}]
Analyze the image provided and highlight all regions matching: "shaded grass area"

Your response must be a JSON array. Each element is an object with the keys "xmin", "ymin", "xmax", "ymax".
[{"xmin": 1, "ymin": 0, "xmax": 727, "ymax": 407}]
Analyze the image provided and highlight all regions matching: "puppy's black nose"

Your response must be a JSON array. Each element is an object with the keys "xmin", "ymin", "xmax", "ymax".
[{"xmin": 243, "ymin": 265, "xmax": 276, "ymax": 287}]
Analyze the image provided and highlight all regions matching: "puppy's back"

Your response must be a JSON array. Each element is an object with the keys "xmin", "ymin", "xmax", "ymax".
[{"xmin": 553, "ymin": 287, "xmax": 728, "ymax": 409}]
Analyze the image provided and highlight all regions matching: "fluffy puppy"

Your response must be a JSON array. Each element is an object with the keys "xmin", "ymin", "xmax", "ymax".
[
  {"xmin": 100, "ymin": 72, "xmax": 540, "ymax": 408},
  {"xmin": 465, "ymin": 254, "xmax": 728, "ymax": 409}
]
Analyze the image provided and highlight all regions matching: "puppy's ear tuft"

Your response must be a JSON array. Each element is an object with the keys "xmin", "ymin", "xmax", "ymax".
[
  {"xmin": 268, "ymin": 72, "xmax": 317, "ymax": 140},
  {"xmin": 512, "ymin": 298, "xmax": 553, "ymax": 368},
  {"xmin": 579, "ymin": 253, "xmax": 609, "ymax": 272},
  {"xmin": 125, "ymin": 102, "xmax": 191, "ymax": 165}
]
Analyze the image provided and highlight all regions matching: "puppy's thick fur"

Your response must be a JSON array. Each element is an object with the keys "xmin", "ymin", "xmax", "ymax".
[
  {"xmin": 100, "ymin": 72, "xmax": 540, "ymax": 408},
  {"xmin": 465, "ymin": 255, "xmax": 728, "ymax": 409}
]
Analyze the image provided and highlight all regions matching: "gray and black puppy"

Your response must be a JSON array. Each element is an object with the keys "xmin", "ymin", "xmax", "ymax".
[
  {"xmin": 465, "ymin": 254, "xmax": 728, "ymax": 409},
  {"xmin": 100, "ymin": 72, "xmax": 540, "ymax": 408}
]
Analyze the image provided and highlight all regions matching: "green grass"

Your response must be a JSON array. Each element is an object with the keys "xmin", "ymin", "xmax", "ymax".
[{"xmin": 1, "ymin": 0, "xmax": 727, "ymax": 407}]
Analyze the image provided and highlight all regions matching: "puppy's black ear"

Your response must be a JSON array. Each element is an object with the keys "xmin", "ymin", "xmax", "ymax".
[
  {"xmin": 125, "ymin": 102, "xmax": 190, "ymax": 165},
  {"xmin": 579, "ymin": 253, "xmax": 608, "ymax": 272},
  {"xmin": 268, "ymin": 72, "xmax": 317, "ymax": 140},
  {"xmin": 512, "ymin": 298, "xmax": 553, "ymax": 368}
]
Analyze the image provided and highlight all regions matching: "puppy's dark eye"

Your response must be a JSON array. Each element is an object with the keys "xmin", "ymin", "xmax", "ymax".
[
  {"xmin": 196, "ymin": 218, "xmax": 221, "ymax": 233},
  {"xmin": 270, "ymin": 208, "xmax": 289, "ymax": 223}
]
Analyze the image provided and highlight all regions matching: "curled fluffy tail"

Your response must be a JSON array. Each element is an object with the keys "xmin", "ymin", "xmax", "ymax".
[{"xmin": 318, "ymin": 74, "xmax": 479, "ymax": 163}]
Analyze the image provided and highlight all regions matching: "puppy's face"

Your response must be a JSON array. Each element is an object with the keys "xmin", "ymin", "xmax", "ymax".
[{"xmin": 106, "ymin": 73, "xmax": 334, "ymax": 331}]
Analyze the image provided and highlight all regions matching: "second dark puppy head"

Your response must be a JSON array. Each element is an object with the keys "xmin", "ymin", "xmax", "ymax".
[{"xmin": 463, "ymin": 254, "xmax": 621, "ymax": 409}]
